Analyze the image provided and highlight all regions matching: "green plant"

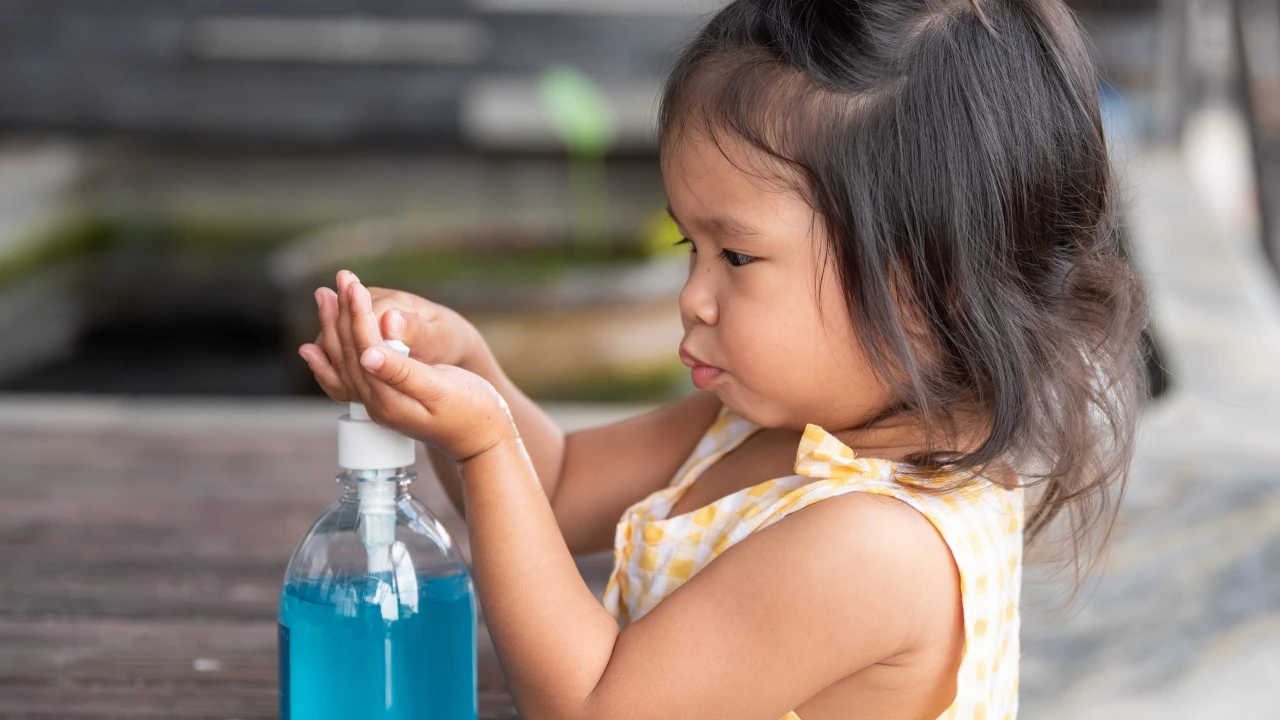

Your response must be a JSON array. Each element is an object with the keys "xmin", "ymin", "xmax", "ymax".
[
  {"xmin": 0, "ymin": 215, "xmax": 111, "ymax": 287},
  {"xmin": 538, "ymin": 66, "xmax": 617, "ymax": 259}
]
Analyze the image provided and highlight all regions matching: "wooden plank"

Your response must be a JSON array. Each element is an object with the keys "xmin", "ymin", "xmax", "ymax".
[
  {"xmin": 0, "ymin": 432, "xmax": 613, "ymax": 617},
  {"xmin": 0, "ymin": 399, "xmax": 624, "ymax": 715},
  {"xmin": 0, "ymin": 617, "xmax": 509, "ymax": 692},
  {"xmin": 0, "ymin": 422, "xmax": 449, "ymax": 619},
  {"xmin": 0, "ymin": 687, "xmax": 518, "ymax": 719}
]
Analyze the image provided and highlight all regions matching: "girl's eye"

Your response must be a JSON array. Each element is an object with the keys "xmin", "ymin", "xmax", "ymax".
[
  {"xmin": 674, "ymin": 237, "xmax": 755, "ymax": 267},
  {"xmin": 719, "ymin": 249, "xmax": 756, "ymax": 267}
]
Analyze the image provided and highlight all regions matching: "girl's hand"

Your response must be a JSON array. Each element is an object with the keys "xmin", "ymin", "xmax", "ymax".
[
  {"xmin": 299, "ymin": 278, "xmax": 484, "ymax": 403},
  {"xmin": 305, "ymin": 270, "xmax": 518, "ymax": 463}
]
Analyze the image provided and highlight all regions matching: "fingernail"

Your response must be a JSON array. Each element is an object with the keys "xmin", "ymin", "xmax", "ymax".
[
  {"xmin": 360, "ymin": 347, "xmax": 385, "ymax": 371},
  {"xmin": 298, "ymin": 346, "xmax": 311, "ymax": 361},
  {"xmin": 387, "ymin": 311, "xmax": 406, "ymax": 334},
  {"xmin": 314, "ymin": 289, "xmax": 325, "ymax": 309}
]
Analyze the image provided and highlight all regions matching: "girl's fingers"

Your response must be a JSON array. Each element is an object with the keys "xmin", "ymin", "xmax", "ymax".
[
  {"xmin": 334, "ymin": 271, "xmax": 374, "ymax": 402},
  {"xmin": 359, "ymin": 344, "xmax": 445, "ymax": 405},
  {"xmin": 351, "ymin": 282, "xmax": 432, "ymax": 414},
  {"xmin": 299, "ymin": 343, "xmax": 351, "ymax": 402},
  {"xmin": 359, "ymin": 351, "xmax": 426, "ymax": 413},
  {"xmin": 348, "ymin": 280, "xmax": 390, "ymax": 357},
  {"xmin": 315, "ymin": 287, "xmax": 352, "ymax": 390}
]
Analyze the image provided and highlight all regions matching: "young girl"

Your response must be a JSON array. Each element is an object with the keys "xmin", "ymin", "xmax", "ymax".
[{"xmin": 297, "ymin": 0, "xmax": 1148, "ymax": 717}]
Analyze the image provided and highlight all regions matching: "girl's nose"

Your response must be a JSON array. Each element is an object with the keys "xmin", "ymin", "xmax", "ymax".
[{"xmin": 679, "ymin": 266, "xmax": 719, "ymax": 327}]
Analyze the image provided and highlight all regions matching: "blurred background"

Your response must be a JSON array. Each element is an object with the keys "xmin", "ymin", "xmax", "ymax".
[{"xmin": 0, "ymin": 0, "xmax": 1278, "ymax": 718}]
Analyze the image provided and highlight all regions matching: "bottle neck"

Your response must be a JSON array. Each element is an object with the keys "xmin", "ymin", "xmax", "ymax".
[
  {"xmin": 337, "ymin": 468, "xmax": 414, "ymax": 501},
  {"xmin": 338, "ymin": 469, "xmax": 416, "ymax": 577}
]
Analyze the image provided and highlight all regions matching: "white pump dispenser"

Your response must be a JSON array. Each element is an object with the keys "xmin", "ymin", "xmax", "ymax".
[
  {"xmin": 337, "ymin": 339, "xmax": 415, "ymax": 472},
  {"xmin": 335, "ymin": 340, "xmax": 418, "ymax": 607}
]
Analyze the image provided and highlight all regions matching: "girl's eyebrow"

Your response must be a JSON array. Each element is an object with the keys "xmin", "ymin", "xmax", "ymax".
[{"xmin": 666, "ymin": 204, "xmax": 762, "ymax": 240}]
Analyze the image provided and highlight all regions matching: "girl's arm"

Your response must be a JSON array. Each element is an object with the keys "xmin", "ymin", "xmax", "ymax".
[
  {"xmin": 420, "ymin": 338, "xmax": 566, "ymax": 525},
  {"xmin": 428, "ymin": 353, "xmax": 722, "ymax": 555},
  {"xmin": 461, "ymin": 439, "xmax": 962, "ymax": 720}
]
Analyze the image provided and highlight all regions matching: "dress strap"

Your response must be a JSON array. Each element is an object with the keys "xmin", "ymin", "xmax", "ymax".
[{"xmin": 667, "ymin": 404, "xmax": 759, "ymax": 490}]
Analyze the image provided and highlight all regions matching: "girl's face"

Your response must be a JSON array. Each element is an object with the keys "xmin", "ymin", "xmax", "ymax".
[{"xmin": 662, "ymin": 129, "xmax": 897, "ymax": 433}]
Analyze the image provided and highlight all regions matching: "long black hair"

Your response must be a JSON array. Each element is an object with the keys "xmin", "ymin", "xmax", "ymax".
[{"xmin": 659, "ymin": 0, "xmax": 1149, "ymax": 584}]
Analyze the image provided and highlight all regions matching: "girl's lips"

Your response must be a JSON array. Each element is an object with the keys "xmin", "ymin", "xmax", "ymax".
[
  {"xmin": 690, "ymin": 364, "xmax": 724, "ymax": 389},
  {"xmin": 679, "ymin": 347, "xmax": 724, "ymax": 389}
]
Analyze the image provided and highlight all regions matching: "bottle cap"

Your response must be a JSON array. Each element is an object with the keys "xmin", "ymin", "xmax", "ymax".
[{"xmin": 338, "ymin": 340, "xmax": 416, "ymax": 470}]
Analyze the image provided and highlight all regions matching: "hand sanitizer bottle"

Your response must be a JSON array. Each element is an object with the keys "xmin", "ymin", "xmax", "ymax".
[{"xmin": 278, "ymin": 340, "xmax": 478, "ymax": 720}]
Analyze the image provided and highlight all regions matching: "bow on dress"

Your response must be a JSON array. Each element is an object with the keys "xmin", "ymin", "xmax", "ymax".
[{"xmin": 792, "ymin": 423, "xmax": 884, "ymax": 481}]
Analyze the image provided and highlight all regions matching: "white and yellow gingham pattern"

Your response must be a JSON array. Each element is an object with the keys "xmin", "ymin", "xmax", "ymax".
[{"xmin": 602, "ymin": 404, "xmax": 1024, "ymax": 720}]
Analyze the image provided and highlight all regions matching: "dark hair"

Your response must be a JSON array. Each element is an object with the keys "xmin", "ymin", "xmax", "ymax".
[{"xmin": 659, "ymin": 0, "xmax": 1149, "ymax": 585}]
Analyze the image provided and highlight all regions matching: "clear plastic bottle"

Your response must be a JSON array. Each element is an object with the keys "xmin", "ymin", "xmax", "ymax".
[{"xmin": 279, "ymin": 341, "xmax": 478, "ymax": 720}]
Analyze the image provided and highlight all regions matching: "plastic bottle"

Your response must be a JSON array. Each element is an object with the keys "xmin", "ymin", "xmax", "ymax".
[{"xmin": 278, "ymin": 340, "xmax": 478, "ymax": 719}]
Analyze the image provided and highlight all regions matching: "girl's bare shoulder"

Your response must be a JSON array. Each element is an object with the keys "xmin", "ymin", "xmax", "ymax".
[{"xmin": 766, "ymin": 490, "xmax": 964, "ymax": 657}]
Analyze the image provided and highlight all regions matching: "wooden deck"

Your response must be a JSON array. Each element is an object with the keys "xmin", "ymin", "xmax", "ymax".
[{"xmin": 0, "ymin": 396, "xmax": 627, "ymax": 718}]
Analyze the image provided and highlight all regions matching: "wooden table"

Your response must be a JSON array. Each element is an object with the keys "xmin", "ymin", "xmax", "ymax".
[{"xmin": 0, "ymin": 397, "xmax": 622, "ymax": 719}]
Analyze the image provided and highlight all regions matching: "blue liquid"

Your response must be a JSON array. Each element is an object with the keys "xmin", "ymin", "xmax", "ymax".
[{"xmin": 278, "ymin": 573, "xmax": 477, "ymax": 720}]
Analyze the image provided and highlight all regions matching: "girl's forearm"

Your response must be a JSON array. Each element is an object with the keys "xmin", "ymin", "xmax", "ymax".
[
  {"xmin": 427, "ymin": 339, "xmax": 567, "ymax": 518},
  {"xmin": 458, "ymin": 434, "xmax": 619, "ymax": 720}
]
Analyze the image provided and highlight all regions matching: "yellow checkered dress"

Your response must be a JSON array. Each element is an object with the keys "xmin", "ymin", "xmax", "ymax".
[{"xmin": 603, "ymin": 403, "xmax": 1023, "ymax": 720}]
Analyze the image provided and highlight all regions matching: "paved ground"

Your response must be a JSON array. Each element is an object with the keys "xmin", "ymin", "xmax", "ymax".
[{"xmin": 1018, "ymin": 145, "xmax": 1280, "ymax": 718}]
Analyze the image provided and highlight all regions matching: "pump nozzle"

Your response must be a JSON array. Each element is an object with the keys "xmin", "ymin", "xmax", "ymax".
[
  {"xmin": 338, "ymin": 340, "xmax": 415, "ymax": 471},
  {"xmin": 337, "ymin": 339, "xmax": 417, "ymax": 614}
]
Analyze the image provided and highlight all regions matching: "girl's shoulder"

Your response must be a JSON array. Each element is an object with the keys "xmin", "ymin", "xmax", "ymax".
[{"xmin": 730, "ymin": 486, "xmax": 967, "ymax": 675}]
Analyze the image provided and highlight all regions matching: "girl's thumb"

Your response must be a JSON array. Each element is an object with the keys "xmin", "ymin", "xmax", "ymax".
[
  {"xmin": 359, "ymin": 345, "xmax": 444, "ymax": 400},
  {"xmin": 381, "ymin": 310, "xmax": 414, "ymax": 343},
  {"xmin": 380, "ymin": 309, "xmax": 441, "ymax": 362}
]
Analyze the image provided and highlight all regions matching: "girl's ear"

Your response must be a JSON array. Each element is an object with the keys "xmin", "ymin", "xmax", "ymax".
[{"xmin": 882, "ymin": 263, "xmax": 936, "ymax": 357}]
